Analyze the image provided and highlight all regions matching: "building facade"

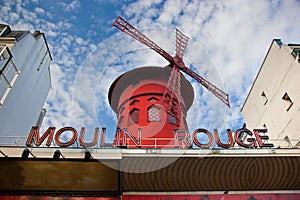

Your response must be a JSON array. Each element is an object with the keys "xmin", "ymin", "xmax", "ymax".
[
  {"xmin": 241, "ymin": 39, "xmax": 300, "ymax": 148},
  {"xmin": 0, "ymin": 24, "xmax": 52, "ymax": 143},
  {"xmin": 1, "ymin": 26, "xmax": 300, "ymax": 199}
]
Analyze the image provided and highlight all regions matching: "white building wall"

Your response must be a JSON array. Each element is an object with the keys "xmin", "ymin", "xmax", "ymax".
[
  {"xmin": 241, "ymin": 39, "xmax": 300, "ymax": 147},
  {"xmin": 0, "ymin": 29, "xmax": 51, "ymax": 142}
]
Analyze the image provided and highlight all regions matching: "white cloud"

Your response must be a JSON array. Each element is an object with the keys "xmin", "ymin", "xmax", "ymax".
[
  {"xmin": 37, "ymin": 0, "xmax": 300, "ymax": 136},
  {"xmin": 59, "ymin": 0, "xmax": 80, "ymax": 12},
  {"xmin": 75, "ymin": 37, "xmax": 84, "ymax": 45},
  {"xmin": 34, "ymin": 7, "xmax": 45, "ymax": 15},
  {"xmin": 9, "ymin": 13, "xmax": 19, "ymax": 21},
  {"xmin": 121, "ymin": 0, "xmax": 300, "ymax": 132},
  {"xmin": 42, "ymin": 63, "xmax": 74, "ymax": 127},
  {"xmin": 1, "ymin": 0, "xmax": 299, "ymax": 141}
]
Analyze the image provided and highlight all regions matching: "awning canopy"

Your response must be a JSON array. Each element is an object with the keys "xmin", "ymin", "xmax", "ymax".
[{"xmin": 0, "ymin": 147, "xmax": 300, "ymax": 195}]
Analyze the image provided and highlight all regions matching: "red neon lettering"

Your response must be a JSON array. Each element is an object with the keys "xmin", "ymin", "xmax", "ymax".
[
  {"xmin": 123, "ymin": 128, "xmax": 142, "ymax": 147},
  {"xmin": 174, "ymin": 130, "xmax": 192, "ymax": 148},
  {"xmin": 25, "ymin": 126, "xmax": 275, "ymax": 149},
  {"xmin": 253, "ymin": 129, "xmax": 274, "ymax": 148},
  {"xmin": 214, "ymin": 129, "xmax": 234, "ymax": 148},
  {"xmin": 116, "ymin": 128, "xmax": 142, "ymax": 148},
  {"xmin": 26, "ymin": 126, "xmax": 56, "ymax": 146},
  {"xmin": 79, "ymin": 127, "xmax": 99, "ymax": 147},
  {"xmin": 100, "ymin": 128, "xmax": 106, "ymax": 147},
  {"xmin": 54, "ymin": 127, "xmax": 78, "ymax": 147},
  {"xmin": 234, "ymin": 128, "xmax": 256, "ymax": 148},
  {"xmin": 192, "ymin": 128, "xmax": 214, "ymax": 148},
  {"xmin": 115, "ymin": 128, "xmax": 122, "ymax": 146}
]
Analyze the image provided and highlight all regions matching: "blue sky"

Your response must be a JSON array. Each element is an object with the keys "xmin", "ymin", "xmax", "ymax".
[{"xmin": 1, "ymin": 0, "xmax": 300, "ymax": 142}]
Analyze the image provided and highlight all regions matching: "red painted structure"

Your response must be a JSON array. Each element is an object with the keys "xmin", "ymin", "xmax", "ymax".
[
  {"xmin": 108, "ymin": 66, "xmax": 194, "ymax": 148},
  {"xmin": 110, "ymin": 16, "xmax": 230, "ymax": 149}
]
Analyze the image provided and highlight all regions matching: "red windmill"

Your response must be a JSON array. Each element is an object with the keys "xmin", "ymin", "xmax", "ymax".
[{"xmin": 108, "ymin": 16, "xmax": 230, "ymax": 149}]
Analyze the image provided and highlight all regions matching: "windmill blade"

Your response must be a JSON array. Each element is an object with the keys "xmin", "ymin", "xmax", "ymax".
[
  {"xmin": 112, "ymin": 16, "xmax": 230, "ymax": 108},
  {"xmin": 112, "ymin": 16, "xmax": 174, "ymax": 64},
  {"xmin": 175, "ymin": 28, "xmax": 189, "ymax": 59},
  {"xmin": 181, "ymin": 67, "xmax": 230, "ymax": 107}
]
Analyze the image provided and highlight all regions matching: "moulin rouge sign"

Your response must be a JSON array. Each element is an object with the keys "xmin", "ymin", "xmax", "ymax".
[{"xmin": 25, "ymin": 126, "xmax": 274, "ymax": 149}]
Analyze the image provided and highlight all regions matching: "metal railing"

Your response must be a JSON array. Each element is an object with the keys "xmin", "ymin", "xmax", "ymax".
[
  {"xmin": 0, "ymin": 135, "xmax": 299, "ymax": 149},
  {"xmin": 0, "ymin": 45, "xmax": 20, "ymax": 106},
  {"xmin": 118, "ymin": 137, "xmax": 190, "ymax": 149},
  {"xmin": 0, "ymin": 136, "xmax": 28, "ymax": 146}
]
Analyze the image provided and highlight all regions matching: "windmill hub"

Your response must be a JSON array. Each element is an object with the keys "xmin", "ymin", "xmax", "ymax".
[{"xmin": 173, "ymin": 55, "xmax": 186, "ymax": 69}]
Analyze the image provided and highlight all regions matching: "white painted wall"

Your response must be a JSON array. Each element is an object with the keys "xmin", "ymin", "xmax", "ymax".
[
  {"xmin": 0, "ymin": 31, "xmax": 51, "ymax": 142},
  {"xmin": 241, "ymin": 40, "xmax": 300, "ymax": 147}
]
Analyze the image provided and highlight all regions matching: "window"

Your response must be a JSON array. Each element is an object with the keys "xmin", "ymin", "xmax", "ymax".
[
  {"xmin": 168, "ymin": 107, "xmax": 179, "ymax": 125},
  {"xmin": 148, "ymin": 105, "xmax": 160, "ymax": 122},
  {"xmin": 291, "ymin": 48, "xmax": 300, "ymax": 63},
  {"xmin": 261, "ymin": 91, "xmax": 268, "ymax": 105},
  {"xmin": 284, "ymin": 136, "xmax": 293, "ymax": 147},
  {"xmin": 128, "ymin": 108, "xmax": 139, "ymax": 126},
  {"xmin": 291, "ymin": 48, "xmax": 300, "ymax": 59},
  {"xmin": 129, "ymin": 99, "xmax": 139, "ymax": 106},
  {"xmin": 168, "ymin": 114, "xmax": 177, "ymax": 125},
  {"xmin": 282, "ymin": 92, "xmax": 293, "ymax": 111},
  {"xmin": 148, "ymin": 96, "xmax": 159, "ymax": 102}
]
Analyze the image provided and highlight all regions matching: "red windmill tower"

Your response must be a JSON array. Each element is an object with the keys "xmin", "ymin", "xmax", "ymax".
[{"xmin": 108, "ymin": 16, "xmax": 230, "ymax": 149}]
